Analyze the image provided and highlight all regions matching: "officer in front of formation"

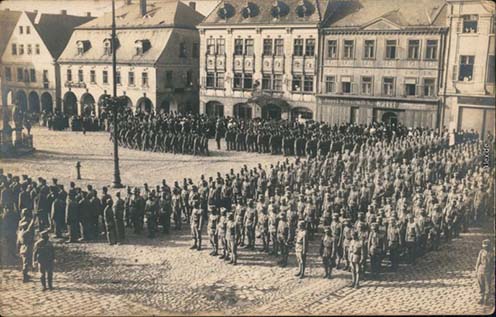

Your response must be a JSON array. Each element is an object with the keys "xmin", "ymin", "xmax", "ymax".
[
  {"xmin": 320, "ymin": 227, "xmax": 336, "ymax": 279},
  {"xmin": 33, "ymin": 230, "xmax": 55, "ymax": 291}
]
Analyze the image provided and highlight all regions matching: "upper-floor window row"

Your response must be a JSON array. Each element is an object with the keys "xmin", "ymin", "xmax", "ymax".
[
  {"xmin": 19, "ymin": 26, "xmax": 30, "ymax": 34},
  {"xmin": 206, "ymin": 38, "xmax": 315, "ymax": 57},
  {"xmin": 325, "ymin": 38, "xmax": 439, "ymax": 61}
]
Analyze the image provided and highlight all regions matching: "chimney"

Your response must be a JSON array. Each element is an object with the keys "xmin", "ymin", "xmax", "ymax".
[
  {"xmin": 189, "ymin": 2, "xmax": 196, "ymax": 11},
  {"xmin": 140, "ymin": 0, "xmax": 147, "ymax": 16},
  {"xmin": 86, "ymin": 11, "xmax": 91, "ymax": 17},
  {"xmin": 60, "ymin": 9, "xmax": 67, "ymax": 15}
]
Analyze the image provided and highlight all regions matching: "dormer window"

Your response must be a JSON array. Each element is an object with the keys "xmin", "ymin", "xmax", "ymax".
[
  {"xmin": 135, "ymin": 39, "xmax": 151, "ymax": 56},
  {"xmin": 76, "ymin": 40, "xmax": 91, "ymax": 55},
  {"xmin": 296, "ymin": 0, "xmax": 313, "ymax": 18},
  {"xmin": 271, "ymin": 1, "xmax": 288, "ymax": 19},
  {"xmin": 217, "ymin": 3, "xmax": 235, "ymax": 20},
  {"xmin": 103, "ymin": 38, "xmax": 119, "ymax": 56},
  {"xmin": 241, "ymin": 2, "xmax": 259, "ymax": 19}
]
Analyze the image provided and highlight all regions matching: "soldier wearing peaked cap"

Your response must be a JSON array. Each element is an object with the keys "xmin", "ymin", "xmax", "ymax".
[
  {"xmin": 320, "ymin": 227, "xmax": 336, "ymax": 279},
  {"xmin": 294, "ymin": 220, "xmax": 308, "ymax": 278},
  {"xmin": 475, "ymin": 239, "xmax": 494, "ymax": 305},
  {"xmin": 33, "ymin": 230, "xmax": 55, "ymax": 291}
]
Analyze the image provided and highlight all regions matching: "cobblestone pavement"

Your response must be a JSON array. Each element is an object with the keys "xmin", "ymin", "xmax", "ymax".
[
  {"xmin": 1, "ymin": 222, "xmax": 493, "ymax": 316},
  {"xmin": 1, "ymin": 127, "xmax": 495, "ymax": 315}
]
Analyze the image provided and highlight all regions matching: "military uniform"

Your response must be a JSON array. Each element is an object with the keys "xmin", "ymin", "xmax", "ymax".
[
  {"xmin": 208, "ymin": 209, "xmax": 219, "ymax": 256},
  {"xmin": 33, "ymin": 231, "xmax": 55, "ymax": 291},
  {"xmin": 17, "ymin": 213, "xmax": 35, "ymax": 282},
  {"xmin": 226, "ymin": 214, "xmax": 237, "ymax": 264},
  {"xmin": 294, "ymin": 221, "xmax": 308, "ymax": 278},
  {"xmin": 277, "ymin": 213, "xmax": 290, "ymax": 266},
  {"xmin": 475, "ymin": 239, "xmax": 494, "ymax": 305},
  {"xmin": 320, "ymin": 228, "xmax": 336, "ymax": 279}
]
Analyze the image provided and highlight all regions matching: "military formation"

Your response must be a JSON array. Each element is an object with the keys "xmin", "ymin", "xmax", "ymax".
[{"xmin": 0, "ymin": 124, "xmax": 494, "ymax": 297}]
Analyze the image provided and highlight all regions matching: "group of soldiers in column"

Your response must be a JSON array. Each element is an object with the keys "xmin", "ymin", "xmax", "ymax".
[
  {"xmin": 113, "ymin": 109, "xmax": 215, "ymax": 156},
  {"xmin": 1, "ymin": 127, "xmax": 493, "ymax": 290}
]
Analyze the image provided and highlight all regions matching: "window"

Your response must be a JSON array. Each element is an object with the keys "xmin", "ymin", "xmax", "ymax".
[
  {"xmin": 459, "ymin": 55, "xmax": 475, "ymax": 81},
  {"xmin": 275, "ymin": 39, "xmax": 284, "ymax": 56},
  {"xmin": 77, "ymin": 41, "xmax": 85, "ymax": 55},
  {"xmin": 116, "ymin": 71, "xmax": 121, "ymax": 85},
  {"xmin": 126, "ymin": 71, "xmax": 134, "ymax": 86},
  {"xmin": 361, "ymin": 76, "xmax": 373, "ymax": 95},
  {"xmin": 35, "ymin": 44, "xmax": 40, "ymax": 55},
  {"xmin": 487, "ymin": 55, "xmax": 495, "ymax": 83},
  {"xmin": 142, "ymin": 72, "xmax": 148, "ymax": 87},
  {"xmin": 244, "ymin": 73, "xmax": 253, "ymax": 89},
  {"xmin": 404, "ymin": 78, "xmax": 417, "ymax": 96},
  {"xmin": 179, "ymin": 42, "xmax": 187, "ymax": 58},
  {"xmin": 17, "ymin": 68, "xmax": 23, "ymax": 82},
  {"xmin": 27, "ymin": 44, "xmax": 32, "ymax": 55},
  {"xmin": 12, "ymin": 43, "xmax": 17, "ymax": 55},
  {"xmin": 216, "ymin": 72, "xmax": 225, "ymax": 89},
  {"xmin": 216, "ymin": 39, "xmax": 225, "ymax": 55},
  {"xmin": 408, "ymin": 40, "xmax": 420, "ymax": 60},
  {"xmin": 193, "ymin": 43, "xmax": 199, "ymax": 58},
  {"xmin": 303, "ymin": 76, "xmax": 314, "ymax": 92},
  {"xmin": 30, "ymin": 69, "xmax": 36, "ymax": 82},
  {"xmin": 186, "ymin": 70, "xmax": 193, "ymax": 87},
  {"xmin": 24, "ymin": 69, "xmax": 29, "ymax": 82},
  {"xmin": 5, "ymin": 67, "xmax": 12, "ymax": 81},
  {"xmin": 327, "ymin": 40, "xmax": 337, "ymax": 59},
  {"xmin": 234, "ymin": 39, "xmax": 244, "ymax": 55},
  {"xmin": 26, "ymin": 26, "xmax": 30, "ymax": 34},
  {"xmin": 78, "ymin": 69, "xmax": 84, "ymax": 82},
  {"xmin": 462, "ymin": 15, "xmax": 478, "ymax": 33},
  {"xmin": 341, "ymin": 77, "xmax": 352, "ymax": 94},
  {"xmin": 103, "ymin": 70, "xmax": 109, "ymax": 84},
  {"xmin": 19, "ymin": 44, "xmax": 24, "ymax": 55},
  {"xmin": 343, "ymin": 40, "xmax": 354, "ymax": 59},
  {"xmin": 67, "ymin": 69, "xmax": 73, "ymax": 82},
  {"xmin": 383, "ymin": 77, "xmax": 395, "ymax": 96},
  {"xmin": 207, "ymin": 39, "xmax": 216, "ymax": 55},
  {"xmin": 245, "ymin": 39, "xmax": 254, "ymax": 55},
  {"xmin": 234, "ymin": 73, "xmax": 243, "ymax": 89},
  {"xmin": 305, "ymin": 39, "xmax": 315, "ymax": 56},
  {"xmin": 425, "ymin": 40, "xmax": 438, "ymax": 60},
  {"xmin": 423, "ymin": 78, "xmax": 435, "ymax": 97},
  {"xmin": 386, "ymin": 40, "xmax": 397, "ymax": 59},
  {"xmin": 90, "ymin": 70, "xmax": 96, "ymax": 83},
  {"xmin": 43, "ymin": 70, "xmax": 48, "ymax": 88},
  {"xmin": 292, "ymin": 75, "xmax": 302, "ymax": 91},
  {"xmin": 263, "ymin": 39, "xmax": 273, "ymax": 56},
  {"xmin": 165, "ymin": 71, "xmax": 173, "ymax": 88},
  {"xmin": 262, "ymin": 74, "xmax": 272, "ymax": 90},
  {"xmin": 364, "ymin": 40, "xmax": 375, "ymax": 59},
  {"xmin": 104, "ymin": 40, "xmax": 112, "ymax": 55},
  {"xmin": 294, "ymin": 39, "xmax": 304, "ymax": 56},
  {"xmin": 325, "ymin": 76, "xmax": 336, "ymax": 93},
  {"xmin": 206, "ymin": 72, "xmax": 215, "ymax": 88},
  {"xmin": 273, "ymin": 75, "xmax": 283, "ymax": 91},
  {"xmin": 19, "ymin": 26, "xmax": 23, "ymax": 34}
]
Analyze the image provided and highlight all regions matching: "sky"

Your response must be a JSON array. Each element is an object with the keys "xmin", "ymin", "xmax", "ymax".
[{"xmin": 0, "ymin": 0, "xmax": 219, "ymax": 17}]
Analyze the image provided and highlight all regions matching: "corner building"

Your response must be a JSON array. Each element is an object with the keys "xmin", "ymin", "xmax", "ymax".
[
  {"xmin": 58, "ymin": 0, "xmax": 204, "ymax": 116},
  {"xmin": 198, "ymin": 0, "xmax": 332, "ymax": 121},
  {"xmin": 318, "ymin": 0, "xmax": 449, "ymax": 128}
]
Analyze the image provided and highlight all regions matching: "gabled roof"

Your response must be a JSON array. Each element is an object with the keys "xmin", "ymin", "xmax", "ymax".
[
  {"xmin": 323, "ymin": 0, "xmax": 448, "ymax": 29},
  {"xmin": 0, "ymin": 9, "xmax": 22, "ymax": 57},
  {"xmin": 77, "ymin": 0, "xmax": 204, "ymax": 29},
  {"xmin": 25, "ymin": 11, "xmax": 94, "ymax": 59},
  {"xmin": 200, "ymin": 0, "xmax": 330, "ymax": 26}
]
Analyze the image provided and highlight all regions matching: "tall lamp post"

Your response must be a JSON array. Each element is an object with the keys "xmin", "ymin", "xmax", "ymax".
[{"xmin": 110, "ymin": 0, "xmax": 123, "ymax": 188}]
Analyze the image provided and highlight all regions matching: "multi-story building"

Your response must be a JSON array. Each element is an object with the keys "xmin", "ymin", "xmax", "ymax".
[
  {"xmin": 318, "ymin": 0, "xmax": 449, "ymax": 128},
  {"xmin": 0, "ymin": 9, "xmax": 21, "ymax": 108},
  {"xmin": 198, "ymin": 0, "xmax": 332, "ymax": 120},
  {"xmin": 57, "ymin": 0, "xmax": 204, "ymax": 116},
  {"xmin": 1, "ymin": 10, "xmax": 94, "ymax": 114},
  {"xmin": 443, "ymin": 0, "xmax": 495, "ymax": 137}
]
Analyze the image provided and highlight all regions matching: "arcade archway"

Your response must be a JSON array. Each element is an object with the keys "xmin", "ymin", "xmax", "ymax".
[
  {"xmin": 63, "ymin": 91, "xmax": 78, "ymax": 115},
  {"xmin": 28, "ymin": 91, "xmax": 40, "ymax": 113},
  {"xmin": 382, "ymin": 111, "xmax": 398, "ymax": 126},
  {"xmin": 41, "ymin": 92, "xmax": 53, "ymax": 113},
  {"xmin": 15, "ymin": 90, "xmax": 28, "ymax": 113},
  {"xmin": 206, "ymin": 101, "xmax": 224, "ymax": 118},
  {"xmin": 136, "ymin": 97, "xmax": 153, "ymax": 114},
  {"xmin": 262, "ymin": 104, "xmax": 282, "ymax": 120},
  {"xmin": 80, "ymin": 93, "xmax": 96, "ymax": 116},
  {"xmin": 234, "ymin": 103, "xmax": 252, "ymax": 120}
]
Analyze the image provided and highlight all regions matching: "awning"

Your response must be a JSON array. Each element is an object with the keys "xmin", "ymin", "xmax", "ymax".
[{"xmin": 247, "ymin": 94, "xmax": 290, "ymax": 111}]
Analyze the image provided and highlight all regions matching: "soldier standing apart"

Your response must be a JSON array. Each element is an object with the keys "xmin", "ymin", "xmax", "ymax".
[
  {"xmin": 387, "ymin": 217, "xmax": 402, "ymax": 271},
  {"xmin": 320, "ymin": 227, "xmax": 336, "ymax": 279},
  {"xmin": 17, "ymin": 211, "xmax": 35, "ymax": 282},
  {"xmin": 294, "ymin": 221, "xmax": 308, "ymax": 279},
  {"xmin": 190, "ymin": 202, "xmax": 203, "ymax": 250},
  {"xmin": 277, "ymin": 212, "xmax": 290, "ymax": 267},
  {"xmin": 114, "ymin": 192, "xmax": 126, "ymax": 243},
  {"xmin": 33, "ymin": 230, "xmax": 55, "ymax": 291},
  {"xmin": 350, "ymin": 231, "xmax": 364, "ymax": 289},
  {"xmin": 475, "ymin": 239, "xmax": 494, "ymax": 306},
  {"xmin": 145, "ymin": 193, "xmax": 158, "ymax": 238},
  {"xmin": 217, "ymin": 208, "xmax": 228, "ymax": 259},
  {"xmin": 208, "ymin": 207, "xmax": 219, "ymax": 256},
  {"xmin": 226, "ymin": 212, "xmax": 238, "ymax": 265}
]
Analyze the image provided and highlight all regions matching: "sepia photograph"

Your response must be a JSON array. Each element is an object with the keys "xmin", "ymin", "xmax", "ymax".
[{"xmin": 0, "ymin": 0, "xmax": 494, "ymax": 315}]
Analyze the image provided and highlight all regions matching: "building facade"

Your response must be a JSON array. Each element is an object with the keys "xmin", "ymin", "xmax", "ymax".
[
  {"xmin": 57, "ymin": 0, "xmax": 204, "ymax": 116},
  {"xmin": 443, "ymin": 0, "xmax": 495, "ymax": 137},
  {"xmin": 317, "ymin": 0, "xmax": 449, "ymax": 128},
  {"xmin": 198, "ymin": 0, "xmax": 331, "ymax": 121},
  {"xmin": 1, "ymin": 10, "xmax": 94, "ymax": 114}
]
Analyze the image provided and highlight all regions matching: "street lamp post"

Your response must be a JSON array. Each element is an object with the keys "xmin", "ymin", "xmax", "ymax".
[{"xmin": 110, "ymin": 0, "xmax": 123, "ymax": 188}]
